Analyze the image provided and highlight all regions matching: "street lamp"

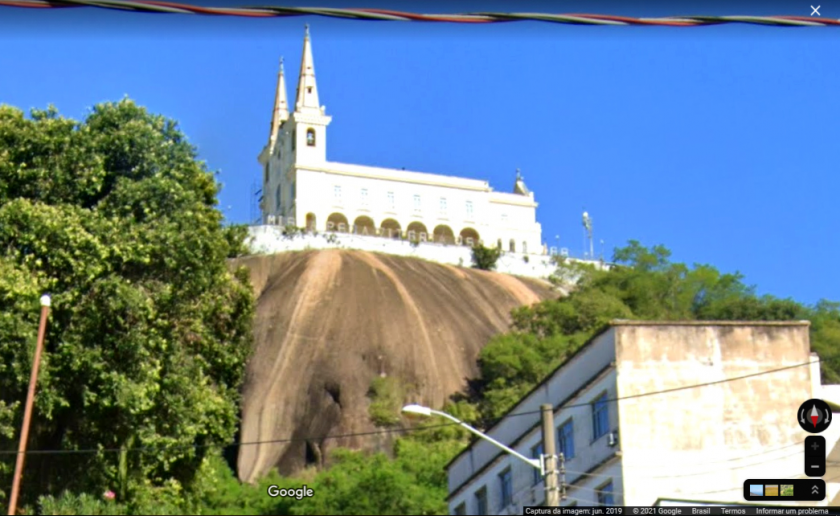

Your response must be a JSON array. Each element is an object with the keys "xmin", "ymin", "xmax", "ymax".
[{"xmin": 401, "ymin": 404, "xmax": 543, "ymax": 474}]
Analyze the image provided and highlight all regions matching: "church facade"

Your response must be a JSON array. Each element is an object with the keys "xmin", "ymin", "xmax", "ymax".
[{"xmin": 259, "ymin": 27, "xmax": 544, "ymax": 254}]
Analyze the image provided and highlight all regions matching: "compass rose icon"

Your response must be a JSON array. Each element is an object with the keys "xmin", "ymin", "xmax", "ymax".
[{"xmin": 798, "ymin": 399, "xmax": 832, "ymax": 434}]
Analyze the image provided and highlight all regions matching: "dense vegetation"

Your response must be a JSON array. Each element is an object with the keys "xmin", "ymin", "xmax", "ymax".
[
  {"xmin": 2, "ymin": 101, "xmax": 838, "ymax": 515},
  {"xmin": 0, "ymin": 101, "xmax": 254, "ymax": 511}
]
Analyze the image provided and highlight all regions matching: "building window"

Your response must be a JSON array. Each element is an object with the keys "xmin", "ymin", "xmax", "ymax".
[
  {"xmin": 597, "ymin": 481, "xmax": 615, "ymax": 506},
  {"xmin": 334, "ymin": 185, "xmax": 342, "ymax": 203},
  {"xmin": 509, "ymin": 239, "xmax": 516, "ymax": 253},
  {"xmin": 499, "ymin": 468, "xmax": 513, "ymax": 508},
  {"xmin": 360, "ymin": 188, "xmax": 369, "ymax": 206},
  {"xmin": 291, "ymin": 182, "xmax": 296, "ymax": 203},
  {"xmin": 439, "ymin": 197, "xmax": 447, "ymax": 216},
  {"xmin": 413, "ymin": 194, "xmax": 421, "ymax": 213},
  {"xmin": 531, "ymin": 442, "xmax": 543, "ymax": 486},
  {"xmin": 387, "ymin": 191, "xmax": 395, "ymax": 210},
  {"xmin": 592, "ymin": 392, "xmax": 609, "ymax": 440},
  {"xmin": 474, "ymin": 487, "xmax": 488, "ymax": 516},
  {"xmin": 263, "ymin": 164, "xmax": 269, "ymax": 184},
  {"xmin": 465, "ymin": 200, "xmax": 473, "ymax": 219},
  {"xmin": 453, "ymin": 503, "xmax": 466, "ymax": 515},
  {"xmin": 275, "ymin": 184, "xmax": 282, "ymax": 210},
  {"xmin": 292, "ymin": 129, "xmax": 296, "ymax": 151},
  {"xmin": 306, "ymin": 128, "xmax": 316, "ymax": 147},
  {"xmin": 558, "ymin": 419, "xmax": 575, "ymax": 460}
]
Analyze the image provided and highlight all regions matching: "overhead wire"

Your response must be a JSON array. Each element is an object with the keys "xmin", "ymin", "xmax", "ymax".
[
  {"xmin": 1, "ymin": 1, "xmax": 839, "ymax": 27},
  {"xmin": 0, "ymin": 359, "xmax": 820, "ymax": 457}
]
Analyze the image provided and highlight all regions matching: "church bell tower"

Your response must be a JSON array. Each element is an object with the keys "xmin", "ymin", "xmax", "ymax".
[
  {"xmin": 288, "ymin": 24, "xmax": 332, "ymax": 166},
  {"xmin": 258, "ymin": 25, "xmax": 331, "ymax": 224}
]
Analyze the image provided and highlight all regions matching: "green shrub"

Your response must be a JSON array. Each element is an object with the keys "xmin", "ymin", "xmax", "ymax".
[
  {"xmin": 367, "ymin": 377, "xmax": 405, "ymax": 427},
  {"xmin": 471, "ymin": 244, "xmax": 501, "ymax": 270},
  {"xmin": 39, "ymin": 492, "xmax": 127, "ymax": 515}
]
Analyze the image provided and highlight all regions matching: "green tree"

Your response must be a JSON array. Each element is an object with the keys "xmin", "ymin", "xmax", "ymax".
[
  {"xmin": 470, "ymin": 243, "xmax": 501, "ymax": 271},
  {"xmin": 0, "ymin": 100, "xmax": 254, "ymax": 505},
  {"xmin": 473, "ymin": 241, "xmax": 840, "ymax": 420},
  {"xmin": 283, "ymin": 441, "xmax": 456, "ymax": 516}
]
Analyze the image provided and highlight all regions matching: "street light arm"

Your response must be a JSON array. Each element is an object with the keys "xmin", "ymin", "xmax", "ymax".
[{"xmin": 428, "ymin": 409, "xmax": 542, "ymax": 471}]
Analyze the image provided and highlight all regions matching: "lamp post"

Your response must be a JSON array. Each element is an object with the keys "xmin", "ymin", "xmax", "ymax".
[
  {"xmin": 7, "ymin": 294, "xmax": 51, "ymax": 516},
  {"xmin": 401, "ymin": 404, "xmax": 562, "ymax": 506}
]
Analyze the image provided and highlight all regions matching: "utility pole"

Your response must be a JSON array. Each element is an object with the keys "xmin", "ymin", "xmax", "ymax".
[
  {"xmin": 7, "ymin": 295, "xmax": 51, "ymax": 516},
  {"xmin": 541, "ymin": 404, "xmax": 561, "ymax": 507}
]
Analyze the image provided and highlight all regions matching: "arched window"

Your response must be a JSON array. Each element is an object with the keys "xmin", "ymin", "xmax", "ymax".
[
  {"xmin": 275, "ymin": 184, "xmax": 282, "ymax": 210},
  {"xmin": 306, "ymin": 128, "xmax": 316, "ymax": 147},
  {"xmin": 509, "ymin": 239, "xmax": 516, "ymax": 252}
]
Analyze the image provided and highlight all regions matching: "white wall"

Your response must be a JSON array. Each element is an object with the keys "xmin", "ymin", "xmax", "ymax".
[
  {"xmin": 613, "ymin": 323, "xmax": 816, "ymax": 507},
  {"xmin": 264, "ymin": 154, "xmax": 543, "ymax": 255},
  {"xmin": 292, "ymin": 166, "xmax": 535, "ymax": 249},
  {"xmin": 245, "ymin": 225, "xmax": 568, "ymax": 281}
]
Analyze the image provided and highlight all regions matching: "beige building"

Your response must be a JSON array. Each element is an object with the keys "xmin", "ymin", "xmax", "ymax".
[
  {"xmin": 446, "ymin": 321, "xmax": 840, "ymax": 514},
  {"xmin": 258, "ymin": 27, "xmax": 543, "ymax": 254}
]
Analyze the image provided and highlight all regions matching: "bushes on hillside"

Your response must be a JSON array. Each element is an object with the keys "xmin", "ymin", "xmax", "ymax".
[{"xmin": 471, "ymin": 243, "xmax": 501, "ymax": 270}]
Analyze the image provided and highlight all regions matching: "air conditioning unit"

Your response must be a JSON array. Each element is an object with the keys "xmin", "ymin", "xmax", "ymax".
[{"xmin": 608, "ymin": 430, "xmax": 619, "ymax": 447}]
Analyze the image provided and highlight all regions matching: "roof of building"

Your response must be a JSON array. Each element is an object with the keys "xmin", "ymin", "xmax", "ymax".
[{"xmin": 610, "ymin": 319, "xmax": 812, "ymax": 327}]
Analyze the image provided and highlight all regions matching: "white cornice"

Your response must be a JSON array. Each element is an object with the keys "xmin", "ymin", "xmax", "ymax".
[
  {"xmin": 298, "ymin": 162, "xmax": 493, "ymax": 192},
  {"xmin": 488, "ymin": 195, "xmax": 538, "ymax": 208}
]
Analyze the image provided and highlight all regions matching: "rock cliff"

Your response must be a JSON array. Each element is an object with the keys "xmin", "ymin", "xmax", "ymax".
[{"xmin": 234, "ymin": 250, "xmax": 556, "ymax": 482}]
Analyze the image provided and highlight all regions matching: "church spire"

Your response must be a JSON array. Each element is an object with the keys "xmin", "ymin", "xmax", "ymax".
[
  {"xmin": 269, "ymin": 56, "xmax": 289, "ymax": 146},
  {"xmin": 294, "ymin": 24, "xmax": 321, "ymax": 114}
]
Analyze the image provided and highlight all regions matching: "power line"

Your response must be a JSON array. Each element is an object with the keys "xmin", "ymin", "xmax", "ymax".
[
  {"xmin": 0, "ymin": 422, "xmax": 458, "ymax": 457},
  {"xmin": 0, "ymin": 359, "xmax": 819, "ymax": 457},
  {"xmin": 492, "ymin": 359, "xmax": 817, "ymax": 422},
  {"xmin": 1, "ymin": 2, "xmax": 839, "ymax": 27}
]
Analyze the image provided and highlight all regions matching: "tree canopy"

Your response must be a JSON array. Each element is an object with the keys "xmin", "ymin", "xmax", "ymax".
[
  {"xmin": 473, "ymin": 241, "xmax": 840, "ymax": 421},
  {"xmin": 0, "ymin": 100, "xmax": 254, "ymax": 506}
]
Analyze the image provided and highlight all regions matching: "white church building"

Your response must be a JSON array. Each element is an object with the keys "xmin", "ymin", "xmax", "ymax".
[{"xmin": 257, "ymin": 27, "xmax": 544, "ymax": 256}]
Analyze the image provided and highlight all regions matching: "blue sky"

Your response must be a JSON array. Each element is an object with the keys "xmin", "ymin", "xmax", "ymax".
[{"xmin": 0, "ymin": 1, "xmax": 837, "ymax": 305}]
